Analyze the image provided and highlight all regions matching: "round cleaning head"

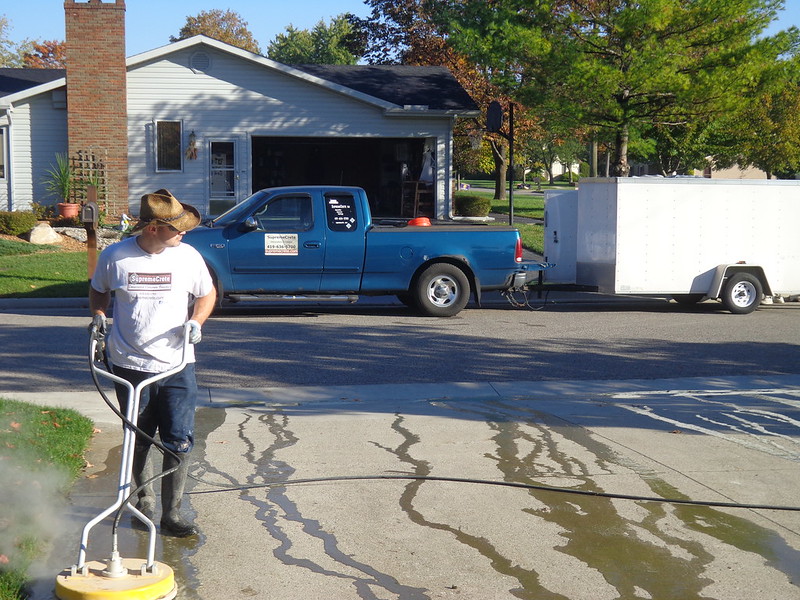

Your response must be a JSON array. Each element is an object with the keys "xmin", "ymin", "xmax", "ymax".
[{"xmin": 55, "ymin": 559, "xmax": 176, "ymax": 600}]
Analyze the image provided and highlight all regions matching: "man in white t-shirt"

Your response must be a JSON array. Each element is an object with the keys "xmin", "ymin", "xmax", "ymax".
[{"xmin": 89, "ymin": 189, "xmax": 216, "ymax": 537}]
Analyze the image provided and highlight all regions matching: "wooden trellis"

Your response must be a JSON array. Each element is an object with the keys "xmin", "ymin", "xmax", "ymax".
[{"xmin": 70, "ymin": 149, "xmax": 108, "ymax": 211}]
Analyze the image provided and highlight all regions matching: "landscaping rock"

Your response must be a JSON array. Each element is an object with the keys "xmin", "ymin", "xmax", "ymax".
[
  {"xmin": 53, "ymin": 227, "xmax": 124, "ymax": 249},
  {"xmin": 25, "ymin": 222, "xmax": 61, "ymax": 245}
]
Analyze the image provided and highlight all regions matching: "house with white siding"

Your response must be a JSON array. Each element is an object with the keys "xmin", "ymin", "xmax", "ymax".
[{"xmin": 0, "ymin": 1, "xmax": 478, "ymax": 221}]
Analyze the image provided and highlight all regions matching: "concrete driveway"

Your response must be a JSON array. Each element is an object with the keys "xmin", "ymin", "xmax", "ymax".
[{"xmin": 17, "ymin": 374, "xmax": 800, "ymax": 599}]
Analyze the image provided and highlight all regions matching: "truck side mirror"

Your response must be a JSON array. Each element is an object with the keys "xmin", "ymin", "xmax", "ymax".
[
  {"xmin": 81, "ymin": 201, "xmax": 100, "ymax": 229},
  {"xmin": 242, "ymin": 216, "xmax": 258, "ymax": 231}
]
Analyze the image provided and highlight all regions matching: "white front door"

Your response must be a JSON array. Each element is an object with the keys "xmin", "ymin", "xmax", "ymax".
[{"xmin": 209, "ymin": 138, "xmax": 247, "ymax": 214}]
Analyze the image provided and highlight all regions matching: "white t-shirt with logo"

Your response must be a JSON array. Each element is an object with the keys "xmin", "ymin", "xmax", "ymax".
[{"xmin": 91, "ymin": 236, "xmax": 214, "ymax": 372}]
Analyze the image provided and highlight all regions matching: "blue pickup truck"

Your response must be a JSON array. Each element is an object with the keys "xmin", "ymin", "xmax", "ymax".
[{"xmin": 183, "ymin": 186, "xmax": 548, "ymax": 317}]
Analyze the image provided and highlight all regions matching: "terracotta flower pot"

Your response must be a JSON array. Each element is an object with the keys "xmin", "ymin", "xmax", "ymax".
[{"xmin": 57, "ymin": 202, "xmax": 81, "ymax": 219}]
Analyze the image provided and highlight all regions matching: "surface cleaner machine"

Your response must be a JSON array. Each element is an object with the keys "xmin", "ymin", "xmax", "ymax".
[{"xmin": 54, "ymin": 324, "xmax": 191, "ymax": 600}]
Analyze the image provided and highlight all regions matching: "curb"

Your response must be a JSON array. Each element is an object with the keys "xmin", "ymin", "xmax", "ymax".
[{"xmin": 0, "ymin": 297, "xmax": 89, "ymax": 310}]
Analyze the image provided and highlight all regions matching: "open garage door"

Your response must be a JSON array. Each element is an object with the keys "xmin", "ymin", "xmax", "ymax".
[{"xmin": 251, "ymin": 137, "xmax": 430, "ymax": 218}]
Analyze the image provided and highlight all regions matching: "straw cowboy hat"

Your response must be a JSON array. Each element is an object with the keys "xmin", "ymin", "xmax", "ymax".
[{"xmin": 131, "ymin": 189, "xmax": 201, "ymax": 233}]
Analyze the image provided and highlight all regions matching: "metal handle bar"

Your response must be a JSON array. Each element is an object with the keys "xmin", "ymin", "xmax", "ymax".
[{"xmin": 76, "ymin": 322, "xmax": 192, "ymax": 571}]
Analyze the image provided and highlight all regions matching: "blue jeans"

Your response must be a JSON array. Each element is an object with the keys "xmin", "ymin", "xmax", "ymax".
[{"xmin": 111, "ymin": 363, "xmax": 197, "ymax": 454}]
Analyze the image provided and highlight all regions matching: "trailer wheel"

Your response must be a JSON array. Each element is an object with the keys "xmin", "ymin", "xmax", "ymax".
[
  {"xmin": 721, "ymin": 272, "xmax": 762, "ymax": 314},
  {"xmin": 413, "ymin": 263, "xmax": 470, "ymax": 317}
]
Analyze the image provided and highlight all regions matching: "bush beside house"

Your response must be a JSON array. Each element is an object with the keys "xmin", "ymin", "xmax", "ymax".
[
  {"xmin": 453, "ymin": 193, "xmax": 492, "ymax": 217},
  {"xmin": 0, "ymin": 212, "xmax": 38, "ymax": 236}
]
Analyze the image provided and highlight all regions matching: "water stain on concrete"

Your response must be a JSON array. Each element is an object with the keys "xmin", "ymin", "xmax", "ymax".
[{"xmin": 44, "ymin": 392, "xmax": 800, "ymax": 599}]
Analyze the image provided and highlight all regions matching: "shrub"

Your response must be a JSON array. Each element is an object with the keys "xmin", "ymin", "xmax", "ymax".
[
  {"xmin": 453, "ymin": 193, "xmax": 491, "ymax": 217},
  {"xmin": 0, "ymin": 211, "xmax": 38, "ymax": 236},
  {"xmin": 30, "ymin": 201, "xmax": 54, "ymax": 220},
  {"xmin": 50, "ymin": 215, "xmax": 82, "ymax": 228},
  {"xmin": 42, "ymin": 152, "xmax": 77, "ymax": 203}
]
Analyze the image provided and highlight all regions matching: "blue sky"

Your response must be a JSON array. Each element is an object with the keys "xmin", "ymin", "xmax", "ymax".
[
  {"xmin": 2, "ymin": 1, "xmax": 799, "ymax": 57},
  {"xmin": 2, "ymin": 0, "xmax": 373, "ymax": 56}
]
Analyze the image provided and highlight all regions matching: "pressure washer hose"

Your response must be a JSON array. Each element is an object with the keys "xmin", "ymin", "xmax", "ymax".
[{"xmin": 89, "ymin": 329, "xmax": 800, "ymax": 518}]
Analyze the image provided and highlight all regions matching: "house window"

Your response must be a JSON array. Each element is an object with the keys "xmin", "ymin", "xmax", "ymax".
[
  {"xmin": 156, "ymin": 121, "xmax": 182, "ymax": 171},
  {"xmin": 0, "ymin": 128, "xmax": 5, "ymax": 179}
]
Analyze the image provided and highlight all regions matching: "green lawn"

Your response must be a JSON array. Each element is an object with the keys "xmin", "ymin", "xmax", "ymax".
[
  {"xmin": 455, "ymin": 186, "xmax": 546, "ymax": 220},
  {"xmin": 0, "ymin": 398, "xmax": 94, "ymax": 600},
  {"xmin": 0, "ymin": 239, "xmax": 89, "ymax": 298},
  {"xmin": 454, "ymin": 186, "xmax": 545, "ymax": 255}
]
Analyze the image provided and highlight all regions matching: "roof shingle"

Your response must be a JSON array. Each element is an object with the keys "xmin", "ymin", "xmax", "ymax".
[
  {"xmin": 294, "ymin": 64, "xmax": 478, "ymax": 112},
  {"xmin": 0, "ymin": 68, "xmax": 64, "ymax": 97}
]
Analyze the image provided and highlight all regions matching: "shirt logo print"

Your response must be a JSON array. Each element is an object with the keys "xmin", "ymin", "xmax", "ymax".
[{"xmin": 128, "ymin": 272, "xmax": 172, "ymax": 291}]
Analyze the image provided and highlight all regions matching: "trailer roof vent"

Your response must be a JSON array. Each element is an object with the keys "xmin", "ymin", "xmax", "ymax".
[{"xmin": 190, "ymin": 51, "xmax": 211, "ymax": 73}]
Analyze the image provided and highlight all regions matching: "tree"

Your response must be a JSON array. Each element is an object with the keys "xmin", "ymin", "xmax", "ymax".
[
  {"xmin": 633, "ymin": 123, "xmax": 712, "ymax": 176},
  {"xmin": 23, "ymin": 40, "xmax": 66, "ymax": 68},
  {"xmin": 717, "ymin": 80, "xmax": 800, "ymax": 178},
  {"xmin": 0, "ymin": 16, "xmax": 35, "ymax": 67},
  {"xmin": 431, "ymin": 0, "xmax": 799, "ymax": 176},
  {"xmin": 355, "ymin": 1, "xmax": 547, "ymax": 199},
  {"xmin": 353, "ymin": 0, "xmax": 441, "ymax": 65},
  {"xmin": 171, "ymin": 9, "xmax": 261, "ymax": 54},
  {"xmin": 267, "ymin": 15, "xmax": 363, "ymax": 64}
]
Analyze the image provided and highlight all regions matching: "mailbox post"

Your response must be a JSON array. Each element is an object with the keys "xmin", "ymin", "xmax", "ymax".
[{"xmin": 82, "ymin": 186, "xmax": 100, "ymax": 280}]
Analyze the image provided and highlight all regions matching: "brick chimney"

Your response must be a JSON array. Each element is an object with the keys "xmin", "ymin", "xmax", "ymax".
[{"xmin": 64, "ymin": 0, "xmax": 128, "ymax": 215}]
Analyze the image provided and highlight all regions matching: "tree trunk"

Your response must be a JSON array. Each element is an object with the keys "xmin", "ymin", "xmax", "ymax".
[
  {"xmin": 491, "ymin": 140, "xmax": 507, "ymax": 200},
  {"xmin": 611, "ymin": 124, "xmax": 630, "ymax": 177},
  {"xmin": 589, "ymin": 138, "xmax": 598, "ymax": 178}
]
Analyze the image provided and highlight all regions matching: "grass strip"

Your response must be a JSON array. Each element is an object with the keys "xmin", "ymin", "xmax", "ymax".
[
  {"xmin": 0, "ymin": 239, "xmax": 56, "ymax": 257},
  {"xmin": 0, "ymin": 251, "xmax": 88, "ymax": 298},
  {"xmin": 0, "ymin": 398, "xmax": 94, "ymax": 600}
]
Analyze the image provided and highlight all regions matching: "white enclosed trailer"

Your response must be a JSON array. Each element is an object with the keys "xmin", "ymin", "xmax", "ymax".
[{"xmin": 543, "ymin": 178, "xmax": 800, "ymax": 313}]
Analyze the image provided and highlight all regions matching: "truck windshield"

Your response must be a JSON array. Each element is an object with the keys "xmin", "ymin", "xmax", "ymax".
[{"xmin": 209, "ymin": 190, "xmax": 270, "ymax": 227}]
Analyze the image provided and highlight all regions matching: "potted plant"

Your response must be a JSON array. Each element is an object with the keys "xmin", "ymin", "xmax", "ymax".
[{"xmin": 43, "ymin": 153, "xmax": 80, "ymax": 218}]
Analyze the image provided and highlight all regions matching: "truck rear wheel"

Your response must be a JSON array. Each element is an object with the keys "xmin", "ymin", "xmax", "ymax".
[
  {"xmin": 721, "ymin": 272, "xmax": 762, "ymax": 314},
  {"xmin": 413, "ymin": 263, "xmax": 470, "ymax": 317}
]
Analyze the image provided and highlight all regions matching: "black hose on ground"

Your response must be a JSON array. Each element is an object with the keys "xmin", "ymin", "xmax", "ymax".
[
  {"xmin": 89, "ymin": 329, "xmax": 800, "ymax": 519},
  {"xmin": 187, "ymin": 473, "xmax": 800, "ymax": 513}
]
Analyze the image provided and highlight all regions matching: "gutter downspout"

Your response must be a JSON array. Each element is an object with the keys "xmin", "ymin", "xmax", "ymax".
[{"xmin": 0, "ymin": 102, "xmax": 13, "ymax": 211}]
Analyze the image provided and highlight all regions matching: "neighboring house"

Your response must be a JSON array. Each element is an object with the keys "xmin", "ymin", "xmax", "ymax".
[
  {"xmin": 629, "ymin": 160, "xmax": 774, "ymax": 179},
  {"xmin": 702, "ymin": 164, "xmax": 774, "ymax": 179},
  {"xmin": 0, "ymin": 0, "xmax": 478, "ymax": 220}
]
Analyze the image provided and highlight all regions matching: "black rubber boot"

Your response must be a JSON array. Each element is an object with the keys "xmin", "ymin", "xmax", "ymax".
[
  {"xmin": 160, "ymin": 453, "xmax": 198, "ymax": 537},
  {"xmin": 130, "ymin": 444, "xmax": 156, "ymax": 530}
]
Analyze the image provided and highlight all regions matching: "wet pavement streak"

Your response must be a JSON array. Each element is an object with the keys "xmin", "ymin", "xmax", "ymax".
[{"xmin": 31, "ymin": 378, "xmax": 800, "ymax": 599}]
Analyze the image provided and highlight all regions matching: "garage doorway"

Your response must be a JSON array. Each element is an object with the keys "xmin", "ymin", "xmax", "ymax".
[{"xmin": 251, "ymin": 136, "xmax": 430, "ymax": 218}]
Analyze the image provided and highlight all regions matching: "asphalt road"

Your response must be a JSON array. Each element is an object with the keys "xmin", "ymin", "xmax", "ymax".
[
  {"xmin": 1, "ymin": 293, "xmax": 799, "ymax": 394},
  {"xmin": 5, "ymin": 294, "xmax": 800, "ymax": 599}
]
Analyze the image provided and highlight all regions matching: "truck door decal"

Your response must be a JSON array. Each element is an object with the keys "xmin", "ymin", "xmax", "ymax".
[
  {"xmin": 264, "ymin": 233, "xmax": 299, "ymax": 256},
  {"xmin": 325, "ymin": 194, "xmax": 358, "ymax": 231}
]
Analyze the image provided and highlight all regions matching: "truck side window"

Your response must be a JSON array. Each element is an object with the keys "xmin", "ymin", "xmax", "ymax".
[
  {"xmin": 253, "ymin": 195, "xmax": 313, "ymax": 231},
  {"xmin": 325, "ymin": 194, "xmax": 358, "ymax": 232}
]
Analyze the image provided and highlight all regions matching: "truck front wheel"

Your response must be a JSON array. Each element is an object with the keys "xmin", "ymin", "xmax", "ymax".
[
  {"xmin": 721, "ymin": 272, "xmax": 762, "ymax": 314},
  {"xmin": 413, "ymin": 263, "xmax": 470, "ymax": 317}
]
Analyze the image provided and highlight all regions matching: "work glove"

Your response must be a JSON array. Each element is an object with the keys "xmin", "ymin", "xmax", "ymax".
[
  {"xmin": 89, "ymin": 313, "xmax": 107, "ymax": 336},
  {"xmin": 89, "ymin": 313, "xmax": 107, "ymax": 362},
  {"xmin": 186, "ymin": 320, "xmax": 202, "ymax": 345}
]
